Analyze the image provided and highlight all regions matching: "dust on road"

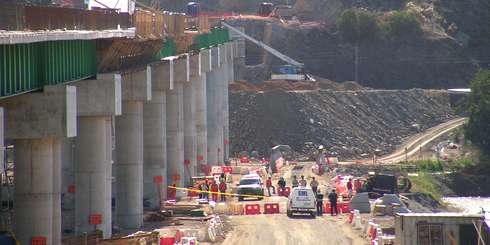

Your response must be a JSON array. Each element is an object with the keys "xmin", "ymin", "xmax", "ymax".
[{"xmin": 219, "ymin": 214, "xmax": 367, "ymax": 245}]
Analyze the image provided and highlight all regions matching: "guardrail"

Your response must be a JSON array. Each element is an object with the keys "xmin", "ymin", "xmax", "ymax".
[{"xmin": 0, "ymin": 4, "xmax": 131, "ymax": 31}]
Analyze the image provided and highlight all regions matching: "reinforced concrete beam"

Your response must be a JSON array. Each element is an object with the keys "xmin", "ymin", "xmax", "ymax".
[
  {"xmin": 115, "ymin": 66, "xmax": 151, "ymax": 229},
  {"xmin": 75, "ymin": 74, "xmax": 122, "ymax": 117},
  {"xmin": 0, "ymin": 85, "xmax": 77, "ymax": 139}
]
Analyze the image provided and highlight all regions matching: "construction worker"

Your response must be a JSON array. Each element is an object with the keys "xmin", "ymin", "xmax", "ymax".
[
  {"xmin": 310, "ymin": 177, "xmax": 319, "ymax": 193},
  {"xmin": 354, "ymin": 178, "xmax": 362, "ymax": 192},
  {"xmin": 292, "ymin": 175, "xmax": 299, "ymax": 188},
  {"xmin": 328, "ymin": 189, "xmax": 338, "ymax": 216},
  {"xmin": 219, "ymin": 180, "xmax": 227, "ymax": 202},
  {"xmin": 316, "ymin": 188, "xmax": 324, "ymax": 216},
  {"xmin": 210, "ymin": 180, "xmax": 219, "ymax": 202},
  {"xmin": 346, "ymin": 178, "xmax": 353, "ymax": 198},
  {"xmin": 299, "ymin": 175, "xmax": 307, "ymax": 187},
  {"xmin": 266, "ymin": 176, "xmax": 276, "ymax": 196},
  {"xmin": 201, "ymin": 181, "xmax": 209, "ymax": 200}
]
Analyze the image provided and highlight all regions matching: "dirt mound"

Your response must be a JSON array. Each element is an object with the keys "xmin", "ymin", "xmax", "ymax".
[
  {"xmin": 230, "ymin": 79, "xmax": 365, "ymax": 93},
  {"xmin": 230, "ymin": 89, "xmax": 455, "ymax": 159}
]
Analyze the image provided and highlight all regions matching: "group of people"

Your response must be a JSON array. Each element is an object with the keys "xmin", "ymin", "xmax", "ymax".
[
  {"xmin": 198, "ymin": 173, "xmax": 228, "ymax": 202},
  {"xmin": 265, "ymin": 174, "xmax": 340, "ymax": 216}
]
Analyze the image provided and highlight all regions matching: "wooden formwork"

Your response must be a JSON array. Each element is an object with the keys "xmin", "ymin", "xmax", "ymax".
[
  {"xmin": 134, "ymin": 10, "xmax": 165, "ymax": 39},
  {"xmin": 62, "ymin": 231, "xmax": 103, "ymax": 245}
]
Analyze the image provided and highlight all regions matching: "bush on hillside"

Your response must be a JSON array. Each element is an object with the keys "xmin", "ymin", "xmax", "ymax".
[
  {"xmin": 381, "ymin": 11, "xmax": 422, "ymax": 39},
  {"xmin": 337, "ymin": 9, "xmax": 379, "ymax": 44}
]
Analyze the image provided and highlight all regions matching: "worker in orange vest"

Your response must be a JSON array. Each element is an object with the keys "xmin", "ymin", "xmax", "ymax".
[{"xmin": 210, "ymin": 180, "xmax": 219, "ymax": 202}]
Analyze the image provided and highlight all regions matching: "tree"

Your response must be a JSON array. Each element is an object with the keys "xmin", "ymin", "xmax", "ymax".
[
  {"xmin": 465, "ymin": 70, "xmax": 490, "ymax": 157},
  {"xmin": 381, "ymin": 11, "xmax": 422, "ymax": 39},
  {"xmin": 337, "ymin": 9, "xmax": 359, "ymax": 44},
  {"xmin": 337, "ymin": 9, "xmax": 380, "ymax": 44}
]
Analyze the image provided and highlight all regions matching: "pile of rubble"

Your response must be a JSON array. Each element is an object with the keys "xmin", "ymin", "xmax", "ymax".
[{"xmin": 229, "ymin": 89, "xmax": 454, "ymax": 159}]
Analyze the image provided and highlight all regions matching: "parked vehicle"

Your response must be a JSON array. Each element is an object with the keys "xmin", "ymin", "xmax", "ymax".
[
  {"xmin": 237, "ymin": 174, "xmax": 264, "ymax": 201},
  {"xmin": 287, "ymin": 187, "xmax": 316, "ymax": 218}
]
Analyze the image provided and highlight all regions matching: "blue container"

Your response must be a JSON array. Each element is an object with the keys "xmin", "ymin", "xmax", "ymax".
[
  {"xmin": 278, "ymin": 65, "xmax": 297, "ymax": 74},
  {"xmin": 187, "ymin": 2, "xmax": 200, "ymax": 17}
]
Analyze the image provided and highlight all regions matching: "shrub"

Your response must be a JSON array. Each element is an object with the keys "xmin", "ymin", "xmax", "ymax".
[
  {"xmin": 337, "ymin": 9, "xmax": 379, "ymax": 44},
  {"xmin": 381, "ymin": 10, "xmax": 422, "ymax": 39}
]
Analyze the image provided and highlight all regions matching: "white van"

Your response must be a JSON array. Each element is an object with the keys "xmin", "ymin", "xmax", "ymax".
[{"xmin": 286, "ymin": 187, "xmax": 317, "ymax": 218}]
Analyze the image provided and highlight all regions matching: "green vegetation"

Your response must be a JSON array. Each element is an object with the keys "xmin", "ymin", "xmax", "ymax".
[
  {"xmin": 380, "ymin": 11, "xmax": 422, "ymax": 39},
  {"xmin": 409, "ymin": 172, "xmax": 442, "ymax": 201},
  {"xmin": 337, "ymin": 9, "xmax": 422, "ymax": 43},
  {"xmin": 465, "ymin": 70, "xmax": 490, "ymax": 158},
  {"xmin": 406, "ymin": 158, "xmax": 474, "ymax": 172},
  {"xmin": 336, "ymin": 9, "xmax": 379, "ymax": 44}
]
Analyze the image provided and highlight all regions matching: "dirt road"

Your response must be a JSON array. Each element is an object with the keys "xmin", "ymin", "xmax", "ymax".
[
  {"xmin": 219, "ymin": 214, "xmax": 367, "ymax": 245},
  {"xmin": 354, "ymin": 117, "xmax": 467, "ymax": 164}
]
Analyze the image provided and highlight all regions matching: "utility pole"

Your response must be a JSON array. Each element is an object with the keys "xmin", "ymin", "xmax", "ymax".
[{"xmin": 354, "ymin": 43, "xmax": 359, "ymax": 82}]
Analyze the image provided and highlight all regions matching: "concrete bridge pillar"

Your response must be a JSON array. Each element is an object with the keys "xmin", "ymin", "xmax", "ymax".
[
  {"xmin": 224, "ymin": 42, "xmax": 235, "ymax": 162},
  {"xmin": 196, "ymin": 50, "xmax": 211, "ymax": 174},
  {"xmin": 73, "ymin": 75, "xmax": 121, "ymax": 238},
  {"xmin": 115, "ymin": 66, "xmax": 151, "ymax": 229},
  {"xmin": 207, "ymin": 47, "xmax": 221, "ymax": 166},
  {"xmin": 0, "ymin": 86, "xmax": 76, "ymax": 245},
  {"xmin": 183, "ymin": 53, "xmax": 203, "ymax": 181},
  {"xmin": 166, "ymin": 57, "xmax": 187, "ymax": 188}
]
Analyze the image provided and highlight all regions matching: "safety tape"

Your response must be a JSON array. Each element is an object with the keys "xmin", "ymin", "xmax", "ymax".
[{"xmin": 168, "ymin": 186, "xmax": 269, "ymax": 199}]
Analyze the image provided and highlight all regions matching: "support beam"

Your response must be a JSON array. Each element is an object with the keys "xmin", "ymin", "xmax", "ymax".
[
  {"xmin": 0, "ymin": 86, "xmax": 76, "ymax": 245},
  {"xmin": 115, "ymin": 67, "xmax": 151, "ymax": 229},
  {"xmin": 73, "ymin": 75, "xmax": 121, "ymax": 238}
]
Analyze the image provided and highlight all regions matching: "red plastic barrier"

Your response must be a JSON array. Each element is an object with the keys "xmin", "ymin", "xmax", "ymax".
[
  {"xmin": 339, "ymin": 202, "xmax": 350, "ymax": 213},
  {"xmin": 31, "ymin": 237, "xmax": 47, "ymax": 245},
  {"xmin": 283, "ymin": 187, "xmax": 291, "ymax": 197},
  {"xmin": 264, "ymin": 203, "xmax": 280, "ymax": 214},
  {"xmin": 244, "ymin": 204, "xmax": 261, "ymax": 215},
  {"xmin": 160, "ymin": 237, "xmax": 176, "ymax": 245},
  {"xmin": 222, "ymin": 166, "xmax": 232, "ymax": 174},
  {"xmin": 187, "ymin": 188, "xmax": 199, "ymax": 197}
]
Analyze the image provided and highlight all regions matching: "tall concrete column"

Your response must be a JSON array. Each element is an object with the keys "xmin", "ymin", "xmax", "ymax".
[
  {"xmin": 167, "ymin": 83, "xmax": 184, "ymax": 187},
  {"xmin": 14, "ymin": 138, "xmax": 54, "ymax": 244},
  {"xmin": 207, "ymin": 47, "xmax": 221, "ymax": 166},
  {"xmin": 183, "ymin": 53, "xmax": 203, "ymax": 181},
  {"xmin": 61, "ymin": 138, "xmax": 75, "ymax": 233},
  {"xmin": 115, "ymin": 101, "xmax": 144, "ymax": 228},
  {"xmin": 0, "ymin": 86, "xmax": 76, "ymax": 245},
  {"xmin": 73, "ymin": 75, "xmax": 121, "ymax": 238},
  {"xmin": 166, "ymin": 58, "xmax": 187, "ymax": 188},
  {"xmin": 105, "ymin": 117, "xmax": 113, "ymax": 234},
  {"xmin": 206, "ymin": 68, "xmax": 218, "ymax": 166},
  {"xmin": 224, "ymin": 42, "xmax": 235, "ymax": 162},
  {"xmin": 183, "ymin": 76, "xmax": 197, "ymax": 183},
  {"xmin": 144, "ymin": 61, "xmax": 174, "ymax": 208},
  {"xmin": 115, "ymin": 67, "xmax": 151, "ymax": 228},
  {"xmin": 143, "ymin": 90, "xmax": 166, "ymax": 209},
  {"xmin": 197, "ymin": 50, "xmax": 211, "ymax": 172},
  {"xmin": 216, "ymin": 45, "xmax": 226, "ymax": 165}
]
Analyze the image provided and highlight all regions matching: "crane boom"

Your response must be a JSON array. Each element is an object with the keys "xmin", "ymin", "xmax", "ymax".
[{"xmin": 222, "ymin": 22, "xmax": 304, "ymax": 68}]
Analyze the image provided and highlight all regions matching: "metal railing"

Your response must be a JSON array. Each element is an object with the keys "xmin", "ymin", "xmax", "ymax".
[{"xmin": 0, "ymin": 4, "xmax": 132, "ymax": 31}]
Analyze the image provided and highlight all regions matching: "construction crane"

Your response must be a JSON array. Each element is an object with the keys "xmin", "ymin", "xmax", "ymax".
[
  {"xmin": 222, "ymin": 22, "xmax": 315, "ymax": 81},
  {"xmin": 222, "ymin": 22, "xmax": 303, "ymax": 68}
]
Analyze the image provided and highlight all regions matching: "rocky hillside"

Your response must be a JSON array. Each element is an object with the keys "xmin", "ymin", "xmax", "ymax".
[
  {"xmin": 230, "ymin": 18, "xmax": 477, "ymax": 89},
  {"xmin": 229, "ymin": 89, "xmax": 454, "ymax": 158}
]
